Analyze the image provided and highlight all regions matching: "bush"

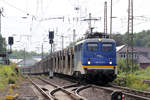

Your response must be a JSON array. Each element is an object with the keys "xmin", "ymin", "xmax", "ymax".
[
  {"xmin": 114, "ymin": 72, "xmax": 150, "ymax": 91},
  {"xmin": 8, "ymin": 77, "xmax": 16, "ymax": 84},
  {"xmin": 117, "ymin": 59, "xmax": 139, "ymax": 73},
  {"xmin": 126, "ymin": 74, "xmax": 136, "ymax": 87},
  {"xmin": 0, "ymin": 64, "xmax": 23, "ymax": 92},
  {"xmin": 130, "ymin": 80, "xmax": 149, "ymax": 91}
]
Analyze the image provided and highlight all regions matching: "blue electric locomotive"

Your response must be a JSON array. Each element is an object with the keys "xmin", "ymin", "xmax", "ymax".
[
  {"xmin": 74, "ymin": 38, "xmax": 117, "ymax": 83},
  {"xmin": 29, "ymin": 32, "xmax": 117, "ymax": 84}
]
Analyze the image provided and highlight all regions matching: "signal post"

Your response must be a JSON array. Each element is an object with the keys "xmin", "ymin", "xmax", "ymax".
[{"xmin": 49, "ymin": 31, "xmax": 54, "ymax": 79}]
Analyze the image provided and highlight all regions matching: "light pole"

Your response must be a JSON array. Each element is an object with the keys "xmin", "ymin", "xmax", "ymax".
[
  {"xmin": 61, "ymin": 35, "xmax": 64, "ymax": 50},
  {"xmin": 41, "ymin": 43, "xmax": 43, "ymax": 59},
  {"xmin": 24, "ymin": 48, "xmax": 26, "ymax": 67},
  {"xmin": 41, "ymin": 41, "xmax": 48, "ymax": 59}
]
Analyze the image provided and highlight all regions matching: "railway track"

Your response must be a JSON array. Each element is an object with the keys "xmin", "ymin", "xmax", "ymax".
[
  {"xmin": 90, "ymin": 85, "xmax": 150, "ymax": 100},
  {"xmin": 29, "ymin": 76, "xmax": 87, "ymax": 100},
  {"xmin": 28, "ymin": 75, "xmax": 150, "ymax": 100},
  {"xmin": 111, "ymin": 84, "xmax": 150, "ymax": 100},
  {"xmin": 28, "ymin": 77, "xmax": 54, "ymax": 100}
]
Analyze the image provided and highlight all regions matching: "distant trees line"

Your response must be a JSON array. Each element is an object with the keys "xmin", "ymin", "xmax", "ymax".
[
  {"xmin": 9, "ymin": 50, "xmax": 49, "ymax": 59},
  {"xmin": 112, "ymin": 30, "xmax": 150, "ymax": 47}
]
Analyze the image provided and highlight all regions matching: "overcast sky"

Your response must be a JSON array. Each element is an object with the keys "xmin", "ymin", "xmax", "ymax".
[{"xmin": 0, "ymin": 0, "xmax": 150, "ymax": 53}]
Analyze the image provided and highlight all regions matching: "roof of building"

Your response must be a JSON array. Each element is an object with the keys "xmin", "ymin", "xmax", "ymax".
[
  {"xmin": 134, "ymin": 47, "xmax": 150, "ymax": 53},
  {"xmin": 138, "ymin": 55, "xmax": 150, "ymax": 64},
  {"xmin": 117, "ymin": 45, "xmax": 150, "ymax": 64},
  {"xmin": 10, "ymin": 59, "xmax": 22, "ymax": 63},
  {"xmin": 17, "ymin": 58, "xmax": 38, "ymax": 67},
  {"xmin": 116, "ymin": 45, "xmax": 126, "ymax": 52},
  {"xmin": 117, "ymin": 45, "xmax": 138, "ymax": 53}
]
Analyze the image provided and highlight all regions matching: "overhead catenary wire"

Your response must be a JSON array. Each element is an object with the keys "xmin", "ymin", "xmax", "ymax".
[{"xmin": 1, "ymin": 0, "xmax": 32, "ymax": 16}]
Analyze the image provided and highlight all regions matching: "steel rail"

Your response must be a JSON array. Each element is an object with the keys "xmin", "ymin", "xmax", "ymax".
[
  {"xmin": 74, "ymin": 85, "xmax": 91, "ymax": 100},
  {"xmin": 39, "ymin": 77, "xmax": 87, "ymax": 100},
  {"xmin": 93, "ymin": 85, "xmax": 150, "ymax": 100},
  {"xmin": 111, "ymin": 84, "xmax": 150, "ymax": 98},
  {"xmin": 28, "ymin": 77, "xmax": 55, "ymax": 100}
]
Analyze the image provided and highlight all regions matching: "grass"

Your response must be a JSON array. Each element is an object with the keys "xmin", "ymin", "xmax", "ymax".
[
  {"xmin": 0, "ymin": 64, "xmax": 23, "ymax": 92},
  {"xmin": 134, "ymin": 67, "xmax": 150, "ymax": 80},
  {"xmin": 114, "ymin": 67, "xmax": 150, "ymax": 91}
]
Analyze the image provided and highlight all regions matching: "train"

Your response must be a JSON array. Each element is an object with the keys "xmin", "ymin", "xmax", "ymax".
[{"xmin": 28, "ymin": 32, "xmax": 117, "ymax": 83}]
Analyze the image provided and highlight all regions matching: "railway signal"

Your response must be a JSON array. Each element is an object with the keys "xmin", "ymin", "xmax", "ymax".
[
  {"xmin": 8, "ymin": 37, "xmax": 14, "ymax": 45},
  {"xmin": 49, "ymin": 31, "xmax": 54, "ymax": 40},
  {"xmin": 8, "ymin": 36, "xmax": 14, "ymax": 54},
  {"xmin": 48, "ymin": 31, "xmax": 54, "ymax": 79}
]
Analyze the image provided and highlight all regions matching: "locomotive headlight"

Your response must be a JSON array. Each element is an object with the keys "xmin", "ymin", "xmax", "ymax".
[
  {"xmin": 88, "ymin": 61, "xmax": 91, "ymax": 64},
  {"xmin": 98, "ymin": 39, "xmax": 102, "ymax": 42},
  {"xmin": 109, "ymin": 61, "xmax": 112, "ymax": 64}
]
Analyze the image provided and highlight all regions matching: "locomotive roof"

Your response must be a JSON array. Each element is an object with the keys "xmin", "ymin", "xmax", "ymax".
[
  {"xmin": 85, "ymin": 38, "xmax": 115, "ymax": 42},
  {"xmin": 75, "ymin": 38, "xmax": 115, "ymax": 45}
]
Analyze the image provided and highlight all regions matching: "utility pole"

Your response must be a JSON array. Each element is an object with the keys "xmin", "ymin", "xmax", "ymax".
[
  {"xmin": 0, "ymin": 8, "xmax": 2, "ymax": 35},
  {"xmin": 41, "ymin": 43, "xmax": 43, "ymax": 59},
  {"xmin": 131, "ymin": 0, "xmax": 134, "ymax": 72},
  {"xmin": 127, "ymin": 0, "xmax": 134, "ymax": 72},
  {"xmin": 73, "ymin": 29, "xmax": 76, "ymax": 43},
  {"xmin": 88, "ymin": 13, "xmax": 92, "ymax": 33},
  {"xmin": 104, "ymin": 1, "xmax": 108, "ymax": 35},
  {"xmin": 82, "ymin": 13, "xmax": 100, "ymax": 35},
  {"xmin": 110, "ymin": 0, "xmax": 113, "ymax": 38},
  {"xmin": 24, "ymin": 48, "xmax": 26, "ymax": 67}
]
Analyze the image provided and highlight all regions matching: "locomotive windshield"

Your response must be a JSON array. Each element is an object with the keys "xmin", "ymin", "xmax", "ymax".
[
  {"xmin": 87, "ymin": 43, "xmax": 98, "ymax": 51},
  {"xmin": 102, "ymin": 43, "xmax": 113, "ymax": 52}
]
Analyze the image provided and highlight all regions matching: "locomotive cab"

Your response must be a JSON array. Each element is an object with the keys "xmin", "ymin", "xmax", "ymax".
[
  {"xmin": 82, "ymin": 39, "xmax": 116, "ymax": 66},
  {"xmin": 81, "ymin": 38, "xmax": 117, "ymax": 82}
]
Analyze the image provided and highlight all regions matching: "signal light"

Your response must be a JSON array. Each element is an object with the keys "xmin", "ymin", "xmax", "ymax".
[
  {"xmin": 8, "ymin": 37, "xmax": 14, "ymax": 45},
  {"xmin": 49, "ymin": 31, "xmax": 54, "ymax": 40},
  {"xmin": 49, "ymin": 39, "xmax": 53, "ymax": 44}
]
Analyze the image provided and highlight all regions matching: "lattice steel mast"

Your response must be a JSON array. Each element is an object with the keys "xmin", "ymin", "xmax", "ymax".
[
  {"xmin": 127, "ymin": 0, "xmax": 134, "ymax": 72},
  {"xmin": 104, "ymin": 1, "xmax": 108, "ymax": 36}
]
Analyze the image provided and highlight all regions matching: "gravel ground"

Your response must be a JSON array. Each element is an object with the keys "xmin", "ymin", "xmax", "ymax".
[
  {"xmin": 0, "ymin": 79, "xmax": 48, "ymax": 100},
  {"xmin": 16, "ymin": 80, "xmax": 39, "ymax": 100},
  {"xmin": 44, "ymin": 77, "xmax": 74, "ymax": 87},
  {"xmin": 0, "ymin": 88, "xmax": 9, "ymax": 100},
  {"xmin": 79, "ymin": 87, "xmax": 111, "ymax": 100},
  {"xmin": 32, "ymin": 78, "xmax": 48, "ymax": 86}
]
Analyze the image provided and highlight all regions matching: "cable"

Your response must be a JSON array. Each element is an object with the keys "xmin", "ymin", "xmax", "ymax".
[{"xmin": 1, "ymin": 0, "xmax": 32, "ymax": 15}]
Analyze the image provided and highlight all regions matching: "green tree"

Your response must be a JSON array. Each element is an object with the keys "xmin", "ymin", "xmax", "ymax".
[
  {"xmin": 0, "ymin": 34, "xmax": 6, "ymax": 53},
  {"xmin": 112, "ymin": 30, "xmax": 150, "ymax": 47},
  {"xmin": 10, "ymin": 50, "xmax": 48, "ymax": 59}
]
